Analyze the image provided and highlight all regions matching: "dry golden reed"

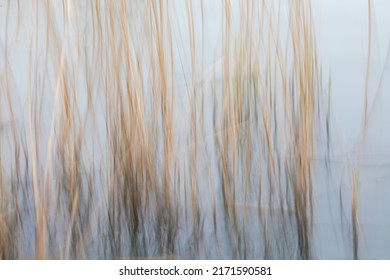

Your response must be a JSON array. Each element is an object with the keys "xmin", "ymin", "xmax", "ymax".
[{"xmin": 0, "ymin": 0, "xmax": 371, "ymax": 259}]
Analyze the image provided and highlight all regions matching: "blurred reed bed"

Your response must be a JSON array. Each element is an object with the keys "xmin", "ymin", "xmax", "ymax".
[{"xmin": 0, "ymin": 0, "xmax": 365, "ymax": 259}]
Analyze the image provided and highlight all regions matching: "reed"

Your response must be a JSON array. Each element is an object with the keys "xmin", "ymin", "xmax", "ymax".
[{"xmin": 0, "ymin": 0, "xmax": 376, "ymax": 259}]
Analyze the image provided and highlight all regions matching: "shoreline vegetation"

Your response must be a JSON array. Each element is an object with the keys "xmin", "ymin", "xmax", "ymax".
[{"xmin": 0, "ymin": 0, "xmax": 385, "ymax": 259}]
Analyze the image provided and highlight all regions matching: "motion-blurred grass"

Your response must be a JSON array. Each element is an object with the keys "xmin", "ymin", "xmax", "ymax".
[{"xmin": 0, "ymin": 0, "xmax": 374, "ymax": 259}]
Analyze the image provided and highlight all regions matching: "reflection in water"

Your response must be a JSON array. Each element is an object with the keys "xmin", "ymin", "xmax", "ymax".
[{"xmin": 0, "ymin": 0, "xmax": 389, "ymax": 259}]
